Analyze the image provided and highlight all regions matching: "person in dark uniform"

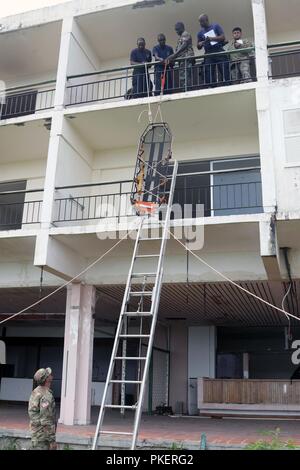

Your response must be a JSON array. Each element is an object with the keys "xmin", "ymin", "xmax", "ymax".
[
  {"xmin": 130, "ymin": 38, "xmax": 153, "ymax": 98},
  {"xmin": 197, "ymin": 14, "xmax": 230, "ymax": 87},
  {"xmin": 152, "ymin": 34, "xmax": 174, "ymax": 95}
]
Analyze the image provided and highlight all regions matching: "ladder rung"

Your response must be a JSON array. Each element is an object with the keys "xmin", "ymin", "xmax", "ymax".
[
  {"xmin": 100, "ymin": 431, "xmax": 133, "ymax": 436},
  {"xmin": 105, "ymin": 404, "xmax": 137, "ymax": 409},
  {"xmin": 119, "ymin": 334, "xmax": 150, "ymax": 338},
  {"xmin": 115, "ymin": 357, "xmax": 147, "ymax": 360},
  {"xmin": 110, "ymin": 380, "xmax": 142, "ymax": 384},
  {"xmin": 129, "ymin": 291, "xmax": 152, "ymax": 296},
  {"xmin": 131, "ymin": 272, "xmax": 156, "ymax": 278},
  {"xmin": 140, "ymin": 237, "xmax": 162, "ymax": 241},
  {"xmin": 123, "ymin": 311, "xmax": 152, "ymax": 317},
  {"xmin": 136, "ymin": 254, "xmax": 160, "ymax": 258}
]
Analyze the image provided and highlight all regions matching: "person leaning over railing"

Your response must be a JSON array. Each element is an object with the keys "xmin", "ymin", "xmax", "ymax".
[
  {"xmin": 197, "ymin": 14, "xmax": 230, "ymax": 87},
  {"xmin": 130, "ymin": 38, "xmax": 153, "ymax": 99},
  {"xmin": 226, "ymin": 27, "xmax": 254, "ymax": 83},
  {"xmin": 152, "ymin": 33, "xmax": 174, "ymax": 95},
  {"xmin": 166, "ymin": 22, "xmax": 195, "ymax": 92}
]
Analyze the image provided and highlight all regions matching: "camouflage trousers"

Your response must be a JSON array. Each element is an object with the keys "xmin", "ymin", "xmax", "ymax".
[
  {"xmin": 231, "ymin": 60, "xmax": 251, "ymax": 82},
  {"xmin": 31, "ymin": 441, "xmax": 51, "ymax": 450}
]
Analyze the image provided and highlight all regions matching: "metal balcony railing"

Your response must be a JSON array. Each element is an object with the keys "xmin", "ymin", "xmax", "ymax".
[
  {"xmin": 66, "ymin": 48, "xmax": 256, "ymax": 106},
  {"xmin": 0, "ymin": 188, "xmax": 43, "ymax": 230},
  {"xmin": 54, "ymin": 168, "xmax": 262, "ymax": 224},
  {"xmin": 268, "ymin": 41, "xmax": 300, "ymax": 79},
  {"xmin": 0, "ymin": 80, "xmax": 56, "ymax": 120}
]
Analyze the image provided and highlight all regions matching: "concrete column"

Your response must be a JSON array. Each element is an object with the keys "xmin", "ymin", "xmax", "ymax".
[
  {"xmin": 55, "ymin": 16, "xmax": 74, "ymax": 108},
  {"xmin": 251, "ymin": 0, "xmax": 269, "ymax": 82},
  {"xmin": 169, "ymin": 324, "xmax": 188, "ymax": 414},
  {"xmin": 60, "ymin": 283, "xmax": 96, "ymax": 425}
]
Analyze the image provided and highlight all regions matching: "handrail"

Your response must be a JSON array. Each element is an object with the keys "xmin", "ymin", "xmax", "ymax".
[
  {"xmin": 67, "ymin": 47, "xmax": 255, "ymax": 80},
  {"xmin": 55, "ymin": 166, "xmax": 261, "ymax": 191},
  {"xmin": 2, "ymin": 80, "xmax": 56, "ymax": 94},
  {"xmin": 269, "ymin": 49, "xmax": 300, "ymax": 58},
  {"xmin": 268, "ymin": 40, "xmax": 300, "ymax": 49},
  {"xmin": 0, "ymin": 188, "xmax": 44, "ymax": 196}
]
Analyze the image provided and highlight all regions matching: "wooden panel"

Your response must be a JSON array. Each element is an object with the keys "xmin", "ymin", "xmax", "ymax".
[{"xmin": 203, "ymin": 379, "xmax": 300, "ymax": 405}]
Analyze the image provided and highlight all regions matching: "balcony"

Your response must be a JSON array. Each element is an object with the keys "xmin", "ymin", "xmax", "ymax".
[
  {"xmin": 53, "ymin": 162, "xmax": 262, "ymax": 226},
  {"xmin": 0, "ymin": 81, "xmax": 56, "ymax": 121},
  {"xmin": 66, "ymin": 49, "xmax": 256, "ymax": 107},
  {"xmin": 268, "ymin": 41, "xmax": 300, "ymax": 79}
]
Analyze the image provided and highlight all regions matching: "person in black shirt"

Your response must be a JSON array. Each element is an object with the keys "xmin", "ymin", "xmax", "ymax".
[
  {"xmin": 130, "ymin": 38, "xmax": 153, "ymax": 98},
  {"xmin": 152, "ymin": 34, "xmax": 174, "ymax": 95}
]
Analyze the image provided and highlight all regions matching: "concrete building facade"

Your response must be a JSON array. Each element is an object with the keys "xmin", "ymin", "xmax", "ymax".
[{"xmin": 0, "ymin": 0, "xmax": 300, "ymax": 425}]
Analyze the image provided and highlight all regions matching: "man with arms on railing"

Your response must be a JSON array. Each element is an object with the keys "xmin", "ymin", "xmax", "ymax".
[
  {"xmin": 130, "ymin": 38, "xmax": 153, "ymax": 98},
  {"xmin": 226, "ymin": 27, "xmax": 254, "ymax": 83},
  {"xmin": 152, "ymin": 33, "xmax": 174, "ymax": 95},
  {"xmin": 167, "ymin": 22, "xmax": 195, "ymax": 92},
  {"xmin": 197, "ymin": 14, "xmax": 230, "ymax": 87}
]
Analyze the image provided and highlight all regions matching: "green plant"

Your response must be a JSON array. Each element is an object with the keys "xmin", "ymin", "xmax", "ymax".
[
  {"xmin": 62, "ymin": 444, "xmax": 74, "ymax": 450},
  {"xmin": 0, "ymin": 437, "xmax": 21, "ymax": 450},
  {"xmin": 245, "ymin": 428, "xmax": 298, "ymax": 450},
  {"xmin": 170, "ymin": 441, "xmax": 184, "ymax": 450}
]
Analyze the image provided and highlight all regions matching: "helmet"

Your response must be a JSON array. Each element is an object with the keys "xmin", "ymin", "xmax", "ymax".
[{"xmin": 33, "ymin": 367, "xmax": 52, "ymax": 385}]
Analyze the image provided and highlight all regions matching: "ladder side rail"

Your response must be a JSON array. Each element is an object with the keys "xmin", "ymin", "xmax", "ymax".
[
  {"xmin": 131, "ymin": 161, "xmax": 178, "ymax": 449},
  {"xmin": 92, "ymin": 218, "xmax": 144, "ymax": 450}
]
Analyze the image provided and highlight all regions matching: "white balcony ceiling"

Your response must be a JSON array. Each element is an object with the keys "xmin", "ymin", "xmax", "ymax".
[
  {"xmin": 0, "ymin": 21, "xmax": 61, "ymax": 83},
  {"xmin": 0, "ymin": 120, "xmax": 50, "ymax": 162},
  {"xmin": 68, "ymin": 89, "xmax": 258, "ymax": 151},
  {"xmin": 77, "ymin": 0, "xmax": 254, "ymax": 62}
]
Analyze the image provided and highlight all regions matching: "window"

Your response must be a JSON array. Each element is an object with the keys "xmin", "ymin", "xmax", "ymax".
[
  {"xmin": 174, "ymin": 157, "xmax": 262, "ymax": 217},
  {"xmin": 0, "ymin": 180, "xmax": 26, "ymax": 230},
  {"xmin": 283, "ymin": 109, "xmax": 300, "ymax": 164}
]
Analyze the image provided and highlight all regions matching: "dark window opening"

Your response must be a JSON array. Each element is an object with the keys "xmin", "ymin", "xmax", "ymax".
[{"xmin": 0, "ymin": 180, "xmax": 27, "ymax": 230}]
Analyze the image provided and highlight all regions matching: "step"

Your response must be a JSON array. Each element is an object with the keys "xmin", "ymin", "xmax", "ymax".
[
  {"xmin": 100, "ymin": 431, "xmax": 133, "ymax": 436},
  {"xmin": 105, "ymin": 404, "xmax": 137, "ymax": 409},
  {"xmin": 131, "ymin": 272, "xmax": 156, "ymax": 278},
  {"xmin": 115, "ymin": 356, "xmax": 147, "ymax": 360},
  {"xmin": 123, "ymin": 311, "xmax": 152, "ymax": 317},
  {"xmin": 110, "ymin": 380, "xmax": 142, "ymax": 384},
  {"xmin": 139, "ymin": 237, "xmax": 163, "ymax": 241},
  {"xmin": 129, "ymin": 291, "xmax": 152, "ymax": 297},
  {"xmin": 135, "ymin": 254, "xmax": 160, "ymax": 258},
  {"xmin": 119, "ymin": 334, "xmax": 151, "ymax": 338}
]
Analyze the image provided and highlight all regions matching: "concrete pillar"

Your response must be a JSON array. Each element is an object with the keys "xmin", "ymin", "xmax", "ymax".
[
  {"xmin": 251, "ymin": 0, "xmax": 269, "ymax": 82},
  {"xmin": 169, "ymin": 324, "xmax": 188, "ymax": 414},
  {"xmin": 60, "ymin": 283, "xmax": 96, "ymax": 425}
]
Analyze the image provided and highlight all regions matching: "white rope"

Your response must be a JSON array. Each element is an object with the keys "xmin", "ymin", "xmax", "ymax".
[
  {"xmin": 0, "ymin": 219, "xmax": 141, "ymax": 326},
  {"xmin": 144, "ymin": 62, "xmax": 153, "ymax": 124},
  {"xmin": 168, "ymin": 229, "xmax": 300, "ymax": 323},
  {"xmin": 282, "ymin": 283, "xmax": 292, "ymax": 323}
]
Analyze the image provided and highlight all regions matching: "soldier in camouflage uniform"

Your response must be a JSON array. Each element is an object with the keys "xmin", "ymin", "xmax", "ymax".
[
  {"xmin": 167, "ymin": 22, "xmax": 195, "ymax": 91},
  {"xmin": 226, "ymin": 27, "xmax": 254, "ymax": 83},
  {"xmin": 28, "ymin": 367, "xmax": 57, "ymax": 450}
]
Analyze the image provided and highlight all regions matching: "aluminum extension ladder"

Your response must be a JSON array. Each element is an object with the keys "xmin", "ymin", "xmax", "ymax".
[{"xmin": 92, "ymin": 161, "xmax": 178, "ymax": 450}]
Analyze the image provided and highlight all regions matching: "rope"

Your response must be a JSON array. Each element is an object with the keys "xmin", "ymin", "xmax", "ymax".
[
  {"xmin": 154, "ymin": 62, "xmax": 168, "ymax": 124},
  {"xmin": 0, "ymin": 219, "xmax": 141, "ymax": 326},
  {"xmin": 168, "ymin": 229, "xmax": 300, "ymax": 323},
  {"xmin": 144, "ymin": 62, "xmax": 153, "ymax": 124}
]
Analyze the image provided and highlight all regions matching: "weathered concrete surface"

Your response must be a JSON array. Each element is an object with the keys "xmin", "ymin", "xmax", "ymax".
[{"xmin": 1, "ymin": 403, "xmax": 300, "ymax": 450}]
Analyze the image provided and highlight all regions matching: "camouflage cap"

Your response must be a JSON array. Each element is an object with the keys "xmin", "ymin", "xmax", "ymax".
[{"xmin": 34, "ymin": 367, "xmax": 52, "ymax": 385}]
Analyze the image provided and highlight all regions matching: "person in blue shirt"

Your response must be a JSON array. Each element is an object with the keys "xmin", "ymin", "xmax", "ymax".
[
  {"xmin": 197, "ymin": 14, "xmax": 230, "ymax": 87},
  {"xmin": 130, "ymin": 38, "xmax": 153, "ymax": 99},
  {"xmin": 152, "ymin": 34, "xmax": 174, "ymax": 96}
]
